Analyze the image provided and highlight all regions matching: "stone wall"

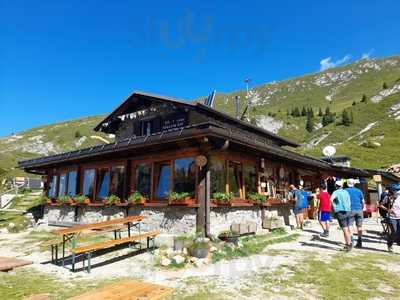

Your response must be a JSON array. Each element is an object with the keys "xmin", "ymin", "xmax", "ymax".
[
  {"xmin": 209, "ymin": 206, "xmax": 263, "ymax": 235},
  {"xmin": 43, "ymin": 205, "xmax": 197, "ymax": 234},
  {"xmin": 43, "ymin": 204, "xmax": 294, "ymax": 235}
]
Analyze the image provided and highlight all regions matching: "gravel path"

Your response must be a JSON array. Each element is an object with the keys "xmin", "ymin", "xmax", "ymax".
[{"xmin": 0, "ymin": 217, "xmax": 393, "ymax": 296}]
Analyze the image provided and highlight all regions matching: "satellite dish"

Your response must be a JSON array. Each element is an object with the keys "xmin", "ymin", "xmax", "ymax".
[{"xmin": 322, "ymin": 146, "xmax": 336, "ymax": 158}]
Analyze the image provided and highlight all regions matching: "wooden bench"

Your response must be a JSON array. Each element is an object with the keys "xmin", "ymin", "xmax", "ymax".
[
  {"xmin": 71, "ymin": 231, "xmax": 160, "ymax": 273},
  {"xmin": 44, "ymin": 225, "xmax": 126, "ymax": 264},
  {"xmin": 68, "ymin": 279, "xmax": 173, "ymax": 300},
  {"xmin": 41, "ymin": 239, "xmax": 63, "ymax": 264}
]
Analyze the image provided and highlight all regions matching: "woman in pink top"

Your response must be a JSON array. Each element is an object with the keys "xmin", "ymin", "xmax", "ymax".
[{"xmin": 387, "ymin": 189, "xmax": 400, "ymax": 252}]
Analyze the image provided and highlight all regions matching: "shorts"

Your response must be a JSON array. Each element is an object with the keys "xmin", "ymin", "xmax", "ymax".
[
  {"xmin": 293, "ymin": 206, "xmax": 303, "ymax": 215},
  {"xmin": 336, "ymin": 211, "xmax": 352, "ymax": 228},
  {"xmin": 319, "ymin": 211, "xmax": 331, "ymax": 222},
  {"xmin": 351, "ymin": 210, "xmax": 363, "ymax": 227}
]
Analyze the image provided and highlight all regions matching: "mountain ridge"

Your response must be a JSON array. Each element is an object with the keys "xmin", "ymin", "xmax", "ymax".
[{"xmin": 1, "ymin": 55, "xmax": 400, "ymax": 183}]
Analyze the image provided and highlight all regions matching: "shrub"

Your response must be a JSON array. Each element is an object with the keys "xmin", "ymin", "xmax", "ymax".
[
  {"xmin": 212, "ymin": 192, "xmax": 234, "ymax": 203},
  {"xmin": 57, "ymin": 195, "xmax": 72, "ymax": 204},
  {"xmin": 128, "ymin": 191, "xmax": 144, "ymax": 203},
  {"xmin": 247, "ymin": 192, "xmax": 267, "ymax": 204},
  {"xmin": 74, "ymin": 130, "xmax": 82, "ymax": 138},
  {"xmin": 74, "ymin": 194, "xmax": 89, "ymax": 204},
  {"xmin": 106, "ymin": 194, "xmax": 120, "ymax": 205},
  {"xmin": 168, "ymin": 192, "xmax": 190, "ymax": 203}
]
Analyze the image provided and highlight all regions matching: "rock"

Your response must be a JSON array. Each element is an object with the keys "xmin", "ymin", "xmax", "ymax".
[
  {"xmin": 209, "ymin": 246, "xmax": 217, "ymax": 253},
  {"xmin": 172, "ymin": 255, "xmax": 185, "ymax": 265},
  {"xmin": 166, "ymin": 248, "xmax": 176, "ymax": 258},
  {"xmin": 8, "ymin": 222, "xmax": 15, "ymax": 229},
  {"xmin": 189, "ymin": 257, "xmax": 197, "ymax": 264},
  {"xmin": 160, "ymin": 256, "xmax": 171, "ymax": 267},
  {"xmin": 194, "ymin": 259, "xmax": 204, "ymax": 268},
  {"xmin": 194, "ymin": 258, "xmax": 209, "ymax": 268}
]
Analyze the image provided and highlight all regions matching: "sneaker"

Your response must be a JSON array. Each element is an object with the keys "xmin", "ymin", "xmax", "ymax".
[
  {"xmin": 320, "ymin": 231, "xmax": 329, "ymax": 238},
  {"xmin": 347, "ymin": 243, "xmax": 353, "ymax": 252}
]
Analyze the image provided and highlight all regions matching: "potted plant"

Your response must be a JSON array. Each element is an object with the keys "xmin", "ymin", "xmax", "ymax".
[
  {"xmin": 168, "ymin": 192, "xmax": 192, "ymax": 205},
  {"xmin": 57, "ymin": 195, "xmax": 74, "ymax": 205},
  {"xmin": 248, "ymin": 192, "xmax": 267, "ymax": 205},
  {"xmin": 40, "ymin": 195, "xmax": 52, "ymax": 205},
  {"xmin": 190, "ymin": 240, "xmax": 210, "ymax": 258},
  {"xmin": 173, "ymin": 235, "xmax": 188, "ymax": 252},
  {"xmin": 212, "ymin": 192, "xmax": 234, "ymax": 205},
  {"xmin": 128, "ymin": 191, "xmax": 146, "ymax": 205},
  {"xmin": 74, "ymin": 194, "xmax": 91, "ymax": 205},
  {"xmin": 218, "ymin": 230, "xmax": 240, "ymax": 245},
  {"xmin": 104, "ymin": 194, "xmax": 120, "ymax": 206}
]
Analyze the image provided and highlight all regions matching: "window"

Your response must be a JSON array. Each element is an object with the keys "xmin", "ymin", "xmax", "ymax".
[
  {"xmin": 141, "ymin": 120, "xmax": 153, "ymax": 136},
  {"xmin": 174, "ymin": 157, "xmax": 195, "ymax": 194},
  {"xmin": 67, "ymin": 171, "xmax": 77, "ymax": 196},
  {"xmin": 48, "ymin": 175, "xmax": 58, "ymax": 198},
  {"xmin": 96, "ymin": 168, "xmax": 110, "ymax": 200},
  {"xmin": 154, "ymin": 162, "xmax": 171, "ymax": 199},
  {"xmin": 135, "ymin": 163, "xmax": 151, "ymax": 198},
  {"xmin": 110, "ymin": 166, "xmax": 125, "ymax": 198},
  {"xmin": 228, "ymin": 161, "xmax": 243, "ymax": 198},
  {"xmin": 83, "ymin": 169, "xmax": 95, "ymax": 199},
  {"xmin": 210, "ymin": 158, "xmax": 226, "ymax": 194},
  {"xmin": 243, "ymin": 164, "xmax": 257, "ymax": 196},
  {"xmin": 58, "ymin": 173, "xmax": 67, "ymax": 197}
]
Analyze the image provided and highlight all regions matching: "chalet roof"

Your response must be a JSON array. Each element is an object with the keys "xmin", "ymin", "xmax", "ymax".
[
  {"xmin": 93, "ymin": 91, "xmax": 299, "ymax": 148},
  {"xmin": 364, "ymin": 169, "xmax": 400, "ymax": 183},
  {"xmin": 19, "ymin": 121, "xmax": 369, "ymax": 178}
]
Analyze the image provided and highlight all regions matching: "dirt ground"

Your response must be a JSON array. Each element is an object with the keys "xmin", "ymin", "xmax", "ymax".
[{"xmin": 1, "ymin": 217, "xmax": 400, "ymax": 299}]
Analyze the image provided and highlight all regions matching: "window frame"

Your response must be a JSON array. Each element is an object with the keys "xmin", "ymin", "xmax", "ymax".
[
  {"xmin": 131, "ymin": 153, "xmax": 199, "ymax": 203},
  {"xmin": 80, "ymin": 160, "xmax": 127, "ymax": 202}
]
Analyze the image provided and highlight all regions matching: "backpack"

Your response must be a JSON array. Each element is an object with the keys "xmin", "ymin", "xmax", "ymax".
[
  {"xmin": 294, "ymin": 190, "xmax": 305, "ymax": 208},
  {"xmin": 379, "ymin": 194, "xmax": 392, "ymax": 218}
]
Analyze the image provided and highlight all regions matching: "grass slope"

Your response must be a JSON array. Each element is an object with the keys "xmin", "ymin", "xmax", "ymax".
[
  {"xmin": 213, "ymin": 55, "xmax": 400, "ymax": 169},
  {"xmin": 1, "ymin": 56, "xmax": 400, "ymax": 184}
]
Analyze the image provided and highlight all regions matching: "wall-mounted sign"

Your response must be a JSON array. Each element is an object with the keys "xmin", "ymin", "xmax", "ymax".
[
  {"xmin": 373, "ymin": 175, "xmax": 382, "ymax": 183},
  {"xmin": 195, "ymin": 155, "xmax": 208, "ymax": 168},
  {"xmin": 161, "ymin": 112, "xmax": 187, "ymax": 130}
]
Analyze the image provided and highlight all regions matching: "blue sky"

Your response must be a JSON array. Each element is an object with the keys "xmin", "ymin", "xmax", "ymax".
[{"xmin": 1, "ymin": 0, "xmax": 400, "ymax": 137}]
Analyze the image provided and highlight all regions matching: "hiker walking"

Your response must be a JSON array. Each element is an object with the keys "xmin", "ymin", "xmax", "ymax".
[
  {"xmin": 346, "ymin": 178, "xmax": 365, "ymax": 248},
  {"xmin": 289, "ymin": 184, "xmax": 305, "ymax": 230},
  {"xmin": 317, "ymin": 183, "xmax": 331, "ymax": 237},
  {"xmin": 330, "ymin": 180, "xmax": 353, "ymax": 251},
  {"xmin": 385, "ymin": 183, "xmax": 400, "ymax": 252}
]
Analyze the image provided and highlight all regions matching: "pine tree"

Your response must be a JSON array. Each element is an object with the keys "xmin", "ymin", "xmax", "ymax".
[
  {"xmin": 361, "ymin": 94, "xmax": 367, "ymax": 103},
  {"xmin": 325, "ymin": 107, "xmax": 331, "ymax": 116},
  {"xmin": 309, "ymin": 107, "xmax": 314, "ymax": 118},
  {"xmin": 301, "ymin": 106, "xmax": 307, "ymax": 116},
  {"xmin": 306, "ymin": 113, "xmax": 314, "ymax": 132},
  {"xmin": 352, "ymin": 101, "xmax": 356, "ymax": 106},
  {"xmin": 383, "ymin": 82, "xmax": 388, "ymax": 89},
  {"xmin": 293, "ymin": 107, "xmax": 300, "ymax": 117},
  {"xmin": 318, "ymin": 107, "xmax": 323, "ymax": 117},
  {"xmin": 350, "ymin": 111, "xmax": 354, "ymax": 124},
  {"xmin": 342, "ymin": 109, "xmax": 351, "ymax": 126},
  {"xmin": 74, "ymin": 130, "xmax": 82, "ymax": 138}
]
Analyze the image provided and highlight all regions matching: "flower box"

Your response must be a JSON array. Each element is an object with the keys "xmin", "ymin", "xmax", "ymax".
[{"xmin": 169, "ymin": 197, "xmax": 194, "ymax": 206}]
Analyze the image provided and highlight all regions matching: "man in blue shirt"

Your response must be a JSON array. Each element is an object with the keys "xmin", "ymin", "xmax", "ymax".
[
  {"xmin": 346, "ymin": 178, "xmax": 365, "ymax": 248},
  {"xmin": 289, "ymin": 184, "xmax": 305, "ymax": 230},
  {"xmin": 330, "ymin": 180, "xmax": 353, "ymax": 251}
]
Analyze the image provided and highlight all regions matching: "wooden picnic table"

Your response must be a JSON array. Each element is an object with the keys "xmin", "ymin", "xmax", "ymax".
[
  {"xmin": 68, "ymin": 279, "xmax": 173, "ymax": 300},
  {"xmin": 51, "ymin": 215, "xmax": 145, "ymax": 267}
]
